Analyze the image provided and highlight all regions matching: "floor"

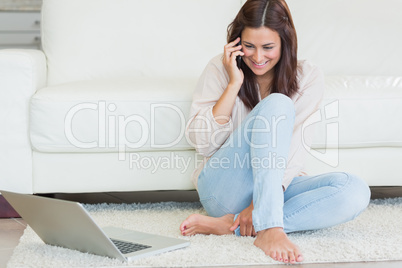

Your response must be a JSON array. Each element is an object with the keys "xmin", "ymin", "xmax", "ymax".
[{"xmin": 1, "ymin": 187, "xmax": 402, "ymax": 267}]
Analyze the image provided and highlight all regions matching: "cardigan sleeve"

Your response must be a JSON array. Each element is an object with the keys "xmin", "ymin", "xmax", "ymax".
[{"xmin": 185, "ymin": 55, "xmax": 235, "ymax": 157}]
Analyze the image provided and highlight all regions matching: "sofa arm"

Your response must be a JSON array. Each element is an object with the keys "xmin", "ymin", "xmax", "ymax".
[{"xmin": 0, "ymin": 49, "xmax": 47, "ymax": 194}]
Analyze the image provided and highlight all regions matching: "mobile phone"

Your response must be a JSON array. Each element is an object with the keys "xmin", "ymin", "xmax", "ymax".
[
  {"xmin": 236, "ymin": 39, "xmax": 242, "ymax": 69},
  {"xmin": 236, "ymin": 54, "xmax": 242, "ymax": 69}
]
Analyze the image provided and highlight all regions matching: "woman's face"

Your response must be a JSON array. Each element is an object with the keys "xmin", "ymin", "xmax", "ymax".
[{"xmin": 241, "ymin": 26, "xmax": 281, "ymax": 78}]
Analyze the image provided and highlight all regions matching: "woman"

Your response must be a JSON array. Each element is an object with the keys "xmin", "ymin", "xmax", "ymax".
[{"xmin": 180, "ymin": 0, "xmax": 370, "ymax": 264}]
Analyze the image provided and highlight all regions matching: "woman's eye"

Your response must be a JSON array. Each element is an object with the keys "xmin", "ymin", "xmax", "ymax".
[
  {"xmin": 244, "ymin": 45, "xmax": 253, "ymax": 49},
  {"xmin": 264, "ymin": 47, "xmax": 273, "ymax": 50}
]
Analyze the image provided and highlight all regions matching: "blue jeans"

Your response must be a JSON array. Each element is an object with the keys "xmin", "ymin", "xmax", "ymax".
[{"xmin": 197, "ymin": 93, "xmax": 371, "ymax": 235}]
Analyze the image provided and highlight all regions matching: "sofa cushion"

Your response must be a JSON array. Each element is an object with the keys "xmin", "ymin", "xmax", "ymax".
[
  {"xmin": 41, "ymin": 0, "xmax": 241, "ymax": 86},
  {"xmin": 30, "ymin": 79, "xmax": 195, "ymax": 153},
  {"xmin": 30, "ymin": 76, "xmax": 402, "ymax": 154},
  {"xmin": 310, "ymin": 76, "xmax": 402, "ymax": 149}
]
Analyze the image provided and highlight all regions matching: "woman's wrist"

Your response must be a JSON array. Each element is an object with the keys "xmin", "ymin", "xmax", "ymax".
[{"xmin": 227, "ymin": 82, "xmax": 242, "ymax": 93}]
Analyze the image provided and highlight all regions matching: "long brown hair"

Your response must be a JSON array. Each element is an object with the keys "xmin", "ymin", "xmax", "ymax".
[{"xmin": 227, "ymin": 0, "xmax": 299, "ymax": 110}]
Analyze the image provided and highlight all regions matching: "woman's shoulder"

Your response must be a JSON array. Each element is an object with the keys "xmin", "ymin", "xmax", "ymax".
[
  {"xmin": 200, "ymin": 53, "xmax": 229, "ymax": 82},
  {"xmin": 206, "ymin": 53, "xmax": 225, "ymax": 71},
  {"xmin": 297, "ymin": 59, "xmax": 324, "ymax": 86},
  {"xmin": 194, "ymin": 53, "xmax": 229, "ymax": 94},
  {"xmin": 297, "ymin": 59, "xmax": 322, "ymax": 77}
]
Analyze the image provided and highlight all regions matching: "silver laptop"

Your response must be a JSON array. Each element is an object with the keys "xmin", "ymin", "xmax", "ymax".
[{"xmin": 1, "ymin": 190, "xmax": 190, "ymax": 262}]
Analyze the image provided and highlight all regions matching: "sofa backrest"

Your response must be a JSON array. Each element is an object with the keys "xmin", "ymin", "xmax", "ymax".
[
  {"xmin": 42, "ymin": 0, "xmax": 242, "ymax": 86},
  {"xmin": 286, "ymin": 0, "xmax": 402, "ymax": 76},
  {"xmin": 43, "ymin": 0, "xmax": 401, "ymax": 86}
]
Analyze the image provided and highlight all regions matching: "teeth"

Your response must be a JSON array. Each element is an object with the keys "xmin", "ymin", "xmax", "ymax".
[{"xmin": 254, "ymin": 61, "xmax": 268, "ymax": 66}]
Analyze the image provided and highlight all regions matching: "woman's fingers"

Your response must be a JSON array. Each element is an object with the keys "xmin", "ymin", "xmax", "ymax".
[
  {"xmin": 230, "ymin": 50, "xmax": 244, "ymax": 59},
  {"xmin": 239, "ymin": 218, "xmax": 254, "ymax": 236},
  {"xmin": 225, "ymin": 44, "xmax": 242, "ymax": 54},
  {"xmin": 244, "ymin": 224, "xmax": 251, "ymax": 236},
  {"xmin": 247, "ymin": 225, "xmax": 253, "ymax": 236},
  {"xmin": 252, "ymin": 227, "xmax": 257, "ymax": 237},
  {"xmin": 224, "ymin": 47, "xmax": 242, "ymax": 66},
  {"xmin": 224, "ymin": 37, "xmax": 241, "ymax": 49},
  {"xmin": 239, "ymin": 216, "xmax": 248, "ymax": 236},
  {"xmin": 222, "ymin": 37, "xmax": 245, "ymax": 86},
  {"xmin": 240, "ymin": 221, "xmax": 246, "ymax": 236},
  {"xmin": 230, "ymin": 217, "xmax": 240, "ymax": 231},
  {"xmin": 224, "ymin": 37, "xmax": 242, "ymax": 59},
  {"xmin": 229, "ymin": 50, "xmax": 244, "ymax": 66}
]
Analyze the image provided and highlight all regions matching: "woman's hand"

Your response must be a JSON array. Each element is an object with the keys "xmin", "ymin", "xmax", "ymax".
[
  {"xmin": 223, "ymin": 37, "xmax": 245, "ymax": 89},
  {"xmin": 230, "ymin": 201, "xmax": 256, "ymax": 236},
  {"xmin": 212, "ymin": 37, "xmax": 244, "ymax": 125}
]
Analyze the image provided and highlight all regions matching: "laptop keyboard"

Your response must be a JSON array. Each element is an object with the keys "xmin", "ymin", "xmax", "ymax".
[{"xmin": 110, "ymin": 238, "xmax": 151, "ymax": 254}]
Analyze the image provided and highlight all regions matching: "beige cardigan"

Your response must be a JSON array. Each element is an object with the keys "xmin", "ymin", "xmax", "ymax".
[{"xmin": 186, "ymin": 54, "xmax": 324, "ymax": 191}]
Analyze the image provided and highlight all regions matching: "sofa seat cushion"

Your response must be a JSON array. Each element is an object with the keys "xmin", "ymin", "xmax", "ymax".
[
  {"xmin": 311, "ymin": 76, "xmax": 402, "ymax": 149},
  {"xmin": 30, "ymin": 76, "xmax": 402, "ymax": 153},
  {"xmin": 30, "ymin": 79, "xmax": 195, "ymax": 153}
]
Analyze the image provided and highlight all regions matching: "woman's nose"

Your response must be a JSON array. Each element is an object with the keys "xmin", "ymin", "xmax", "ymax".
[{"xmin": 253, "ymin": 49, "xmax": 264, "ymax": 63}]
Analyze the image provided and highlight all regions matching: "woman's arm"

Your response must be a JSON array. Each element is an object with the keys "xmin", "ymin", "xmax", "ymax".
[
  {"xmin": 212, "ymin": 37, "xmax": 244, "ymax": 124},
  {"xmin": 186, "ymin": 38, "xmax": 245, "ymax": 156}
]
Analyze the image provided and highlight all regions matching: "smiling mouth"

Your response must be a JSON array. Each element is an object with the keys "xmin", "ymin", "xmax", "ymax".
[{"xmin": 252, "ymin": 60, "xmax": 269, "ymax": 68}]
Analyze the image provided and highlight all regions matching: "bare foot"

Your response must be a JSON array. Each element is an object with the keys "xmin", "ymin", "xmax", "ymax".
[
  {"xmin": 180, "ymin": 214, "xmax": 234, "ymax": 236},
  {"xmin": 254, "ymin": 227, "xmax": 304, "ymax": 264}
]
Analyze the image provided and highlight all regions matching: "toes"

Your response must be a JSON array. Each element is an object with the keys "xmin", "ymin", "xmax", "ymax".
[
  {"xmin": 180, "ymin": 214, "xmax": 199, "ymax": 232},
  {"xmin": 182, "ymin": 226, "xmax": 198, "ymax": 236},
  {"xmin": 288, "ymin": 251, "xmax": 296, "ymax": 264},
  {"xmin": 269, "ymin": 251, "xmax": 277, "ymax": 261},
  {"xmin": 180, "ymin": 220, "xmax": 189, "ymax": 232},
  {"xmin": 274, "ymin": 251, "xmax": 283, "ymax": 262},
  {"xmin": 294, "ymin": 248, "xmax": 304, "ymax": 262},
  {"xmin": 281, "ymin": 252, "xmax": 289, "ymax": 263},
  {"xmin": 296, "ymin": 253, "xmax": 304, "ymax": 262}
]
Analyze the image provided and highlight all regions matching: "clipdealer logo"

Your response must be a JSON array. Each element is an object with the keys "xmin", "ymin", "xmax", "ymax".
[
  {"xmin": 64, "ymin": 100, "xmax": 340, "ymax": 171},
  {"xmin": 64, "ymin": 101, "xmax": 186, "ymax": 161},
  {"xmin": 301, "ymin": 100, "xmax": 339, "ymax": 167}
]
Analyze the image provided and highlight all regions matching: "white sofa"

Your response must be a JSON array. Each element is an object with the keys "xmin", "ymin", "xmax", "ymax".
[{"xmin": 1, "ymin": 0, "xmax": 401, "ymax": 194}]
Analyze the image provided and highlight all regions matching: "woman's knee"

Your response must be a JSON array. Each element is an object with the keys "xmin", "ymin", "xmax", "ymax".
[
  {"xmin": 249, "ymin": 93, "xmax": 295, "ymax": 136},
  {"xmin": 199, "ymin": 196, "xmax": 229, "ymax": 217},
  {"xmin": 256, "ymin": 93, "xmax": 295, "ymax": 117},
  {"xmin": 199, "ymin": 195, "xmax": 250, "ymax": 218},
  {"xmin": 334, "ymin": 172, "xmax": 371, "ymax": 217}
]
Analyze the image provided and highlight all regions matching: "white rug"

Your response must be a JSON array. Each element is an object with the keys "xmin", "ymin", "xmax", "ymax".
[{"xmin": 7, "ymin": 198, "xmax": 402, "ymax": 267}]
